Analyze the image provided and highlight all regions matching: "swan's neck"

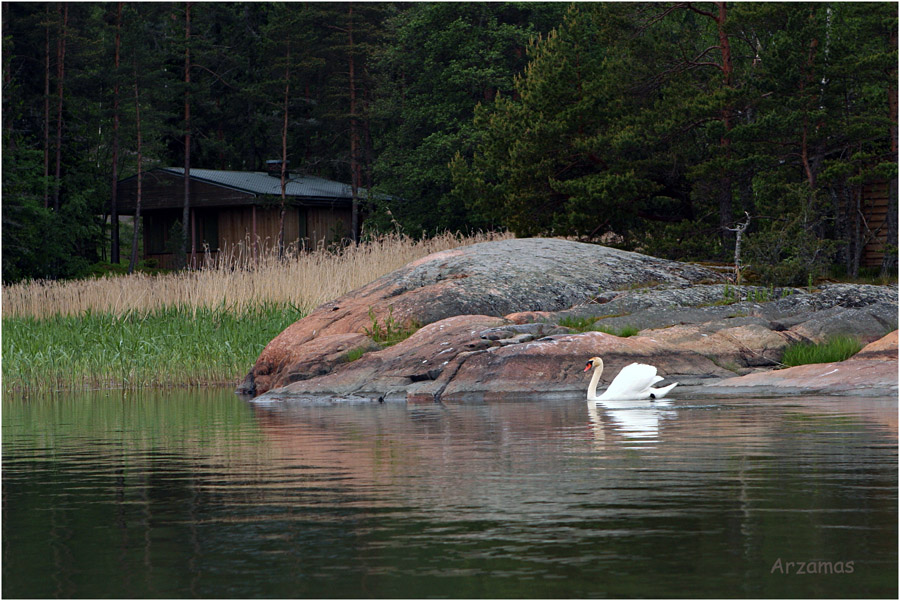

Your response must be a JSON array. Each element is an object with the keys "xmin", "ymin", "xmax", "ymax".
[{"xmin": 587, "ymin": 359, "xmax": 604, "ymax": 401}]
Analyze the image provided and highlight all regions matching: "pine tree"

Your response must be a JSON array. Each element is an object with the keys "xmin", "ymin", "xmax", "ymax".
[
  {"xmin": 374, "ymin": 2, "xmax": 565, "ymax": 234},
  {"xmin": 451, "ymin": 4, "xmax": 661, "ymax": 239}
]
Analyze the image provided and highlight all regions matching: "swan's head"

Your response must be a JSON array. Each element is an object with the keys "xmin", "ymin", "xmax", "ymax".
[{"xmin": 584, "ymin": 356, "xmax": 603, "ymax": 372}]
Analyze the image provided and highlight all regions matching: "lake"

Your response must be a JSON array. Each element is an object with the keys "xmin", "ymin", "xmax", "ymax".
[{"xmin": 2, "ymin": 388, "xmax": 897, "ymax": 598}]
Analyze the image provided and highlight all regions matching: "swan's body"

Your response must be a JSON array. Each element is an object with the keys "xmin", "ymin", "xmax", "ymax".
[{"xmin": 584, "ymin": 357, "xmax": 677, "ymax": 402}]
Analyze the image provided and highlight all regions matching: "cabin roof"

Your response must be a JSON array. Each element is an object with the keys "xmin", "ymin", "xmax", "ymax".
[
  {"xmin": 157, "ymin": 167, "xmax": 358, "ymax": 199},
  {"xmin": 114, "ymin": 167, "xmax": 388, "ymax": 214}
]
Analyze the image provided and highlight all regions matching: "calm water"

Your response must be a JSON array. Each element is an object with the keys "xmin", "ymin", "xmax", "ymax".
[{"xmin": 2, "ymin": 389, "xmax": 897, "ymax": 598}]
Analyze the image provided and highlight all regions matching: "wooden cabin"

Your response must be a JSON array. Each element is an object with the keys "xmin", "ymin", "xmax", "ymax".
[{"xmin": 116, "ymin": 165, "xmax": 356, "ymax": 268}]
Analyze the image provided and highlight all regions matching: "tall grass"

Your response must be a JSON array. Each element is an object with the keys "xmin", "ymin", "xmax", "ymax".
[
  {"xmin": 2, "ymin": 232, "xmax": 510, "ymax": 394},
  {"xmin": 2, "ymin": 303, "xmax": 304, "ymax": 394},
  {"xmin": 2, "ymin": 231, "xmax": 510, "ymax": 319},
  {"xmin": 780, "ymin": 335, "xmax": 864, "ymax": 367}
]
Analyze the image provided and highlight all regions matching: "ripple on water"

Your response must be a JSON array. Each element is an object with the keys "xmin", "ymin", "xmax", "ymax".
[{"xmin": 2, "ymin": 389, "xmax": 897, "ymax": 599}]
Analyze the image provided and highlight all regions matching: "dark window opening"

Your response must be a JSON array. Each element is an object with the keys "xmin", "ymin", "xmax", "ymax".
[
  {"xmin": 197, "ymin": 211, "xmax": 219, "ymax": 251},
  {"xmin": 145, "ymin": 211, "xmax": 179, "ymax": 254},
  {"xmin": 298, "ymin": 206, "xmax": 308, "ymax": 244}
]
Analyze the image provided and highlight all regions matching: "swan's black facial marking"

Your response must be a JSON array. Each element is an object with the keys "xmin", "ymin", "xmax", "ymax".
[
  {"xmin": 649, "ymin": 393, "xmax": 656, "ymax": 400},
  {"xmin": 584, "ymin": 360, "xmax": 594, "ymax": 372}
]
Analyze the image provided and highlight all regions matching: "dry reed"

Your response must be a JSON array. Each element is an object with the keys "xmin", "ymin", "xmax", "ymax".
[{"xmin": 2, "ymin": 231, "xmax": 511, "ymax": 319}]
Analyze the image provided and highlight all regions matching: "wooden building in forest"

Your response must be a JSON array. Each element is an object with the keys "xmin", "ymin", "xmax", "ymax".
[{"xmin": 116, "ymin": 164, "xmax": 356, "ymax": 268}]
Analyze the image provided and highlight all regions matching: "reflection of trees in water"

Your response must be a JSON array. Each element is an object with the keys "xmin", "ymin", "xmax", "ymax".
[{"xmin": 3, "ymin": 390, "xmax": 897, "ymax": 598}]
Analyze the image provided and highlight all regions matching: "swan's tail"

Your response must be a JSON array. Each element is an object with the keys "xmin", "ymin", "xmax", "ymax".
[{"xmin": 649, "ymin": 382, "xmax": 678, "ymax": 400}]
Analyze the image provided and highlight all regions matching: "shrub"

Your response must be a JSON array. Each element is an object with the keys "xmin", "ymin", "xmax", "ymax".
[{"xmin": 744, "ymin": 220, "xmax": 838, "ymax": 287}]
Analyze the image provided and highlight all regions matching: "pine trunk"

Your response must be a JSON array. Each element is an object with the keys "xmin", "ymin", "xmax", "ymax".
[
  {"xmin": 182, "ymin": 2, "xmax": 192, "ymax": 268},
  {"xmin": 43, "ymin": 5, "xmax": 50, "ymax": 209},
  {"xmin": 715, "ymin": 2, "xmax": 734, "ymax": 240},
  {"xmin": 348, "ymin": 4, "xmax": 359, "ymax": 243},
  {"xmin": 129, "ymin": 61, "xmax": 143, "ymax": 274},
  {"xmin": 279, "ymin": 46, "xmax": 290, "ymax": 257},
  {"xmin": 110, "ymin": 2, "xmax": 122, "ymax": 264},
  {"xmin": 882, "ymin": 24, "xmax": 898, "ymax": 276},
  {"xmin": 53, "ymin": 2, "xmax": 68, "ymax": 213},
  {"xmin": 800, "ymin": 31, "xmax": 820, "ymax": 219}
]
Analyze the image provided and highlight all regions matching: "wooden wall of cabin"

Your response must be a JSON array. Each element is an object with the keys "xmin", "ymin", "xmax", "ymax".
[
  {"xmin": 217, "ymin": 206, "xmax": 301, "ymax": 254},
  {"xmin": 306, "ymin": 206, "xmax": 353, "ymax": 248},
  {"xmin": 142, "ymin": 207, "xmax": 229, "ymax": 269},
  {"xmin": 217, "ymin": 205, "xmax": 352, "ymax": 253},
  {"xmin": 861, "ymin": 181, "xmax": 892, "ymax": 268},
  {"xmin": 141, "ymin": 204, "xmax": 353, "ymax": 269}
]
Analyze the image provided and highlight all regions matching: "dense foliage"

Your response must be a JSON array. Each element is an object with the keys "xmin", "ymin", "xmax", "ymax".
[
  {"xmin": 452, "ymin": 3, "xmax": 897, "ymax": 283},
  {"xmin": 3, "ymin": 2, "xmax": 896, "ymax": 284}
]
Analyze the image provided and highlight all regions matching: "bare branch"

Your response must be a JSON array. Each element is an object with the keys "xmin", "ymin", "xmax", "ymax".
[
  {"xmin": 635, "ymin": 2, "xmax": 687, "ymax": 36},
  {"xmin": 688, "ymin": 44, "xmax": 722, "ymax": 65},
  {"xmin": 687, "ymin": 60, "xmax": 724, "ymax": 71},
  {"xmin": 191, "ymin": 63, "xmax": 239, "ymax": 90},
  {"xmin": 685, "ymin": 2, "xmax": 719, "ymax": 21}
]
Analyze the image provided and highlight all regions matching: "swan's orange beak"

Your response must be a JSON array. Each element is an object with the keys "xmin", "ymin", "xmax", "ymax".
[{"xmin": 583, "ymin": 360, "xmax": 593, "ymax": 372}]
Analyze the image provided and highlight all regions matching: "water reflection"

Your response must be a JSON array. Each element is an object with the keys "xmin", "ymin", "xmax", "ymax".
[
  {"xmin": 586, "ymin": 398, "xmax": 676, "ymax": 444},
  {"xmin": 2, "ymin": 389, "xmax": 897, "ymax": 599}
]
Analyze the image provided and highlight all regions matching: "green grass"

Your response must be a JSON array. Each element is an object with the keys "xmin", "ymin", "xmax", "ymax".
[
  {"xmin": 2, "ymin": 302, "xmax": 306, "ymax": 394},
  {"xmin": 558, "ymin": 315, "xmax": 601, "ymax": 333},
  {"xmin": 780, "ymin": 335, "xmax": 864, "ymax": 367},
  {"xmin": 595, "ymin": 324, "xmax": 640, "ymax": 337},
  {"xmin": 557, "ymin": 315, "xmax": 640, "ymax": 337},
  {"xmin": 364, "ymin": 306, "xmax": 420, "ymax": 347},
  {"xmin": 343, "ymin": 346, "xmax": 369, "ymax": 363}
]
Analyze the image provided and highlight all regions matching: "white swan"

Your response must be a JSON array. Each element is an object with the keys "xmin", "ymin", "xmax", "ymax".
[{"xmin": 584, "ymin": 356, "xmax": 678, "ymax": 401}]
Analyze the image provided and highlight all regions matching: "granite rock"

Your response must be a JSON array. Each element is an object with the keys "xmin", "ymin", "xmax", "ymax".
[{"xmin": 240, "ymin": 238, "xmax": 723, "ymax": 396}]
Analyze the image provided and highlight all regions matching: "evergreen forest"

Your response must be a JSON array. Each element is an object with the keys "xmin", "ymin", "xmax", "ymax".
[{"xmin": 3, "ymin": 2, "xmax": 897, "ymax": 284}]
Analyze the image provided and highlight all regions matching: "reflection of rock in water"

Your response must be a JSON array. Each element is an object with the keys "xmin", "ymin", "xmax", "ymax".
[
  {"xmin": 247, "ymin": 395, "xmax": 898, "ymax": 516},
  {"xmin": 587, "ymin": 399, "xmax": 675, "ymax": 442}
]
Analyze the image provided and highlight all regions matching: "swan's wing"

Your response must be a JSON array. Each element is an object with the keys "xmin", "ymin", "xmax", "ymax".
[
  {"xmin": 651, "ymin": 382, "xmax": 678, "ymax": 399},
  {"xmin": 601, "ymin": 363, "xmax": 658, "ymax": 399}
]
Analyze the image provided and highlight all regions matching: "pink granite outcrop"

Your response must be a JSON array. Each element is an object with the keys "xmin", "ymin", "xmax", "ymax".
[
  {"xmin": 704, "ymin": 330, "xmax": 898, "ymax": 397},
  {"xmin": 240, "ymin": 238, "xmax": 722, "ymax": 397},
  {"xmin": 240, "ymin": 238, "xmax": 898, "ymax": 402}
]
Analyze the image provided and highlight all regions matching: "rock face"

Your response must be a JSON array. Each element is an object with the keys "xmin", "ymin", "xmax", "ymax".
[
  {"xmin": 240, "ymin": 238, "xmax": 723, "ymax": 396},
  {"xmin": 701, "ymin": 331, "xmax": 898, "ymax": 397},
  {"xmin": 241, "ymin": 237, "xmax": 899, "ymax": 402}
]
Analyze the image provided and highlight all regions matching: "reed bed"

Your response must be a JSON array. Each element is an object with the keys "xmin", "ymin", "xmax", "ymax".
[
  {"xmin": 2, "ymin": 231, "xmax": 510, "ymax": 319},
  {"xmin": 2, "ymin": 232, "xmax": 509, "ymax": 394},
  {"xmin": 2, "ymin": 303, "xmax": 305, "ymax": 394}
]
